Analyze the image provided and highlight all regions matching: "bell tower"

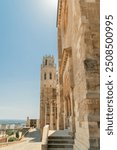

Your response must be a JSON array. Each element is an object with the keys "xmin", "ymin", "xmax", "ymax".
[
  {"xmin": 40, "ymin": 55, "xmax": 57, "ymax": 130},
  {"xmin": 41, "ymin": 55, "xmax": 57, "ymax": 88}
]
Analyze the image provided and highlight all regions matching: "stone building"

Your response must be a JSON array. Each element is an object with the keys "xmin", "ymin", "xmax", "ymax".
[
  {"xmin": 26, "ymin": 117, "xmax": 39, "ymax": 128},
  {"xmin": 56, "ymin": 0, "xmax": 100, "ymax": 150},
  {"xmin": 40, "ymin": 56, "xmax": 57, "ymax": 130}
]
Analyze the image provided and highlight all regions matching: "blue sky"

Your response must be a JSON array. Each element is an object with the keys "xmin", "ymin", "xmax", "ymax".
[{"xmin": 0, "ymin": 0, "xmax": 58, "ymax": 120}]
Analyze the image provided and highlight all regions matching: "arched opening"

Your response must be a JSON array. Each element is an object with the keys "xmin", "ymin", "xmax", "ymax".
[
  {"xmin": 64, "ymin": 95, "xmax": 72, "ymax": 129},
  {"xmin": 45, "ymin": 59, "xmax": 47, "ymax": 65},
  {"xmin": 49, "ymin": 73, "xmax": 52, "ymax": 79},
  {"xmin": 44, "ymin": 73, "xmax": 46, "ymax": 80}
]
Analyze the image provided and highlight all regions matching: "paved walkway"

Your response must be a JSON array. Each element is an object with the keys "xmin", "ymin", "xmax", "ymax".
[
  {"xmin": 48, "ymin": 129, "xmax": 71, "ymax": 137},
  {"xmin": 0, "ymin": 128, "xmax": 42, "ymax": 150}
]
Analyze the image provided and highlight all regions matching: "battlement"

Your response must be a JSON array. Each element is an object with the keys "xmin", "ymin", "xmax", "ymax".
[{"xmin": 41, "ymin": 55, "xmax": 56, "ymax": 68}]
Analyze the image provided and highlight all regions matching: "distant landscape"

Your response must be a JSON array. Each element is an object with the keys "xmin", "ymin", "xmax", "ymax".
[{"xmin": 0, "ymin": 120, "xmax": 26, "ymax": 126}]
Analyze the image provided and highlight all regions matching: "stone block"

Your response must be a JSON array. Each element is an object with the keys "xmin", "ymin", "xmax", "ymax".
[
  {"xmin": 84, "ymin": 58, "xmax": 98, "ymax": 71},
  {"xmin": 42, "ymin": 125, "xmax": 49, "ymax": 144}
]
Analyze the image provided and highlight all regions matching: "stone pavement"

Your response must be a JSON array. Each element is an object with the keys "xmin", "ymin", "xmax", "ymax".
[
  {"xmin": 48, "ymin": 129, "xmax": 71, "ymax": 137},
  {"xmin": 0, "ymin": 128, "xmax": 42, "ymax": 150}
]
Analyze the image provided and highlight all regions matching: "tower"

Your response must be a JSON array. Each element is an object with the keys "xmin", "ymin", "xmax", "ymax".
[{"xmin": 40, "ymin": 55, "xmax": 57, "ymax": 131}]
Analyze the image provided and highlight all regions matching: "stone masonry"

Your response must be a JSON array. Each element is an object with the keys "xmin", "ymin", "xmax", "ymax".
[
  {"xmin": 40, "ymin": 56, "xmax": 57, "ymax": 131},
  {"xmin": 57, "ymin": 0, "xmax": 100, "ymax": 150}
]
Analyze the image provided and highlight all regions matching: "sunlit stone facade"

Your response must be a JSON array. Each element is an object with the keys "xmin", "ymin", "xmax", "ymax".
[
  {"xmin": 40, "ymin": 56, "xmax": 57, "ymax": 130},
  {"xmin": 56, "ymin": 0, "xmax": 100, "ymax": 149}
]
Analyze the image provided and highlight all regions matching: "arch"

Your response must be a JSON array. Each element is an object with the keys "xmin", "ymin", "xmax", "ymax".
[
  {"xmin": 45, "ymin": 59, "xmax": 47, "ymax": 65},
  {"xmin": 49, "ymin": 72, "xmax": 52, "ymax": 79},
  {"xmin": 44, "ymin": 73, "xmax": 46, "ymax": 80}
]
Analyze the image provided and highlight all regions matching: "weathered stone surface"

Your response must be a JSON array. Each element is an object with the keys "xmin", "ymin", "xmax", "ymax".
[
  {"xmin": 42, "ymin": 125, "xmax": 49, "ymax": 144},
  {"xmin": 56, "ymin": 0, "xmax": 100, "ymax": 149},
  {"xmin": 84, "ymin": 59, "xmax": 98, "ymax": 71},
  {"xmin": 40, "ymin": 56, "xmax": 57, "ymax": 131}
]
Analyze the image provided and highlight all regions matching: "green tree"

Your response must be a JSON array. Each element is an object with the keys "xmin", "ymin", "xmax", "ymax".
[
  {"xmin": 8, "ymin": 137, "xmax": 17, "ymax": 142},
  {"xmin": 6, "ymin": 129, "xmax": 14, "ymax": 136}
]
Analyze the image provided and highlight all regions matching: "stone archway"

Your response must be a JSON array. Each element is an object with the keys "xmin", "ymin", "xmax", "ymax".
[{"xmin": 64, "ymin": 95, "xmax": 71, "ymax": 129}]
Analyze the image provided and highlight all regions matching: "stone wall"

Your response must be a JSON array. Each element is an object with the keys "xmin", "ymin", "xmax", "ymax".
[{"xmin": 57, "ymin": 0, "xmax": 100, "ymax": 149}]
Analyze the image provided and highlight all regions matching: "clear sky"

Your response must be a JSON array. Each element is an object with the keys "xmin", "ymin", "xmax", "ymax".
[{"xmin": 0, "ymin": 0, "xmax": 58, "ymax": 120}]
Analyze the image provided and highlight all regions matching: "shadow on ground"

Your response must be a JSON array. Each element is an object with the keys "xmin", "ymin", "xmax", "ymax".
[{"xmin": 25, "ymin": 128, "xmax": 41, "ymax": 142}]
